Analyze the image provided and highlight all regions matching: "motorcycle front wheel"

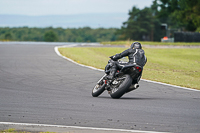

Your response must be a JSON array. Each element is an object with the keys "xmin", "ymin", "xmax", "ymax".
[
  {"xmin": 110, "ymin": 74, "xmax": 132, "ymax": 99},
  {"xmin": 92, "ymin": 78, "xmax": 106, "ymax": 97}
]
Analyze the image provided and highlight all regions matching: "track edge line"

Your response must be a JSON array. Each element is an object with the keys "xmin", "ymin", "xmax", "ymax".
[{"xmin": 0, "ymin": 122, "xmax": 171, "ymax": 133}]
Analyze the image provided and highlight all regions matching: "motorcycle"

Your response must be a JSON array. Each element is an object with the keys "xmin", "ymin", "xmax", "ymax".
[{"xmin": 92, "ymin": 57, "xmax": 142, "ymax": 99}]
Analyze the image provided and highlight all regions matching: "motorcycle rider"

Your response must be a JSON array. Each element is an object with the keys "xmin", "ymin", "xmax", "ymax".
[{"xmin": 106, "ymin": 42, "xmax": 147, "ymax": 87}]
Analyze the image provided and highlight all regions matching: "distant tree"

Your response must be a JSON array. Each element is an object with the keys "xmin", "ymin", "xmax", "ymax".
[
  {"xmin": 156, "ymin": 0, "xmax": 200, "ymax": 31},
  {"xmin": 116, "ymin": 6, "xmax": 162, "ymax": 41},
  {"xmin": 116, "ymin": 0, "xmax": 200, "ymax": 42},
  {"xmin": 0, "ymin": 27, "xmax": 118, "ymax": 42},
  {"xmin": 44, "ymin": 30, "xmax": 58, "ymax": 42},
  {"xmin": 173, "ymin": 0, "xmax": 200, "ymax": 31},
  {"xmin": 4, "ymin": 33, "xmax": 12, "ymax": 40},
  {"xmin": 156, "ymin": 0, "xmax": 179, "ymax": 22}
]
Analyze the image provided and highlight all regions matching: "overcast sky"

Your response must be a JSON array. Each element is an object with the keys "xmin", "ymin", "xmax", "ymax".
[{"xmin": 0, "ymin": 0, "xmax": 154, "ymax": 16}]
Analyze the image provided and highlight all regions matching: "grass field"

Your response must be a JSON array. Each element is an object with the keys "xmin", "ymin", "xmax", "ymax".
[
  {"xmin": 101, "ymin": 40, "xmax": 200, "ymax": 46},
  {"xmin": 58, "ymin": 47, "xmax": 200, "ymax": 90},
  {"xmin": 0, "ymin": 128, "xmax": 53, "ymax": 133}
]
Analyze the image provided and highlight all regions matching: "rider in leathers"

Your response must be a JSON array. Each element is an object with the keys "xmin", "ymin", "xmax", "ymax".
[{"xmin": 106, "ymin": 42, "xmax": 147, "ymax": 86}]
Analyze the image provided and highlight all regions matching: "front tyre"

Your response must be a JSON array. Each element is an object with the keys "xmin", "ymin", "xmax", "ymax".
[
  {"xmin": 110, "ymin": 74, "xmax": 132, "ymax": 99},
  {"xmin": 92, "ymin": 80, "xmax": 106, "ymax": 97}
]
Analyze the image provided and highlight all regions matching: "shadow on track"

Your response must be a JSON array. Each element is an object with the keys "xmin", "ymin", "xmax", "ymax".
[{"xmin": 94, "ymin": 96, "xmax": 159, "ymax": 100}]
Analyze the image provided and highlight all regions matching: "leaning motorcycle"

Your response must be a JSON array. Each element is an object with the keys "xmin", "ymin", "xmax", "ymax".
[{"xmin": 92, "ymin": 57, "xmax": 142, "ymax": 99}]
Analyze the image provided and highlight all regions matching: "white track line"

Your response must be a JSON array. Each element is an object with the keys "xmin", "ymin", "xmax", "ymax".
[
  {"xmin": 141, "ymin": 79, "xmax": 200, "ymax": 92},
  {"xmin": 0, "ymin": 122, "xmax": 170, "ymax": 133},
  {"xmin": 54, "ymin": 46, "xmax": 104, "ymax": 72},
  {"xmin": 54, "ymin": 46, "xmax": 200, "ymax": 92}
]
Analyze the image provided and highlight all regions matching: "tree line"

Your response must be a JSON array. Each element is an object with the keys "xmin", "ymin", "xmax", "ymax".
[
  {"xmin": 0, "ymin": 27, "xmax": 117, "ymax": 42},
  {"xmin": 0, "ymin": 0, "xmax": 199, "ymax": 42},
  {"xmin": 117, "ymin": 0, "xmax": 200, "ymax": 41}
]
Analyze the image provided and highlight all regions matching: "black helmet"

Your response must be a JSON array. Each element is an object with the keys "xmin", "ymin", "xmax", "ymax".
[{"xmin": 131, "ymin": 42, "xmax": 142, "ymax": 49}]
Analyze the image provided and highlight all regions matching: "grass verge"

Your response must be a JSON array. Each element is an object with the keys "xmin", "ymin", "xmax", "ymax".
[
  {"xmin": 0, "ymin": 128, "xmax": 54, "ymax": 133},
  {"xmin": 58, "ymin": 47, "xmax": 200, "ymax": 90},
  {"xmin": 101, "ymin": 40, "xmax": 200, "ymax": 46}
]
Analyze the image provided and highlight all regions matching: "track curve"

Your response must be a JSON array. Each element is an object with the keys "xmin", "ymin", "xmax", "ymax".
[{"xmin": 0, "ymin": 44, "xmax": 200, "ymax": 133}]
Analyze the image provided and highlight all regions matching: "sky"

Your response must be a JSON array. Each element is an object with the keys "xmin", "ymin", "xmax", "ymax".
[
  {"xmin": 0, "ymin": 0, "xmax": 154, "ymax": 16},
  {"xmin": 0, "ymin": 0, "xmax": 154, "ymax": 28}
]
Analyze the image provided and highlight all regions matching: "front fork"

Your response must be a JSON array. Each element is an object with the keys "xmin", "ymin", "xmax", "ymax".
[{"xmin": 97, "ymin": 74, "xmax": 107, "ymax": 84}]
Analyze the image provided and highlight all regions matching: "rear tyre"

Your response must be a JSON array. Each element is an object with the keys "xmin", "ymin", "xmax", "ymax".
[
  {"xmin": 92, "ymin": 80, "xmax": 106, "ymax": 97},
  {"xmin": 110, "ymin": 74, "xmax": 132, "ymax": 99}
]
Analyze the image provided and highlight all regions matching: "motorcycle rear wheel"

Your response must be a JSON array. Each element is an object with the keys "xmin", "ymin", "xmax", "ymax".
[
  {"xmin": 110, "ymin": 74, "xmax": 132, "ymax": 99},
  {"xmin": 92, "ymin": 80, "xmax": 106, "ymax": 97}
]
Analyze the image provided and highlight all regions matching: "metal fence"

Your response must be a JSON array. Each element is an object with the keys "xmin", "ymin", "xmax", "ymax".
[{"xmin": 174, "ymin": 32, "xmax": 200, "ymax": 42}]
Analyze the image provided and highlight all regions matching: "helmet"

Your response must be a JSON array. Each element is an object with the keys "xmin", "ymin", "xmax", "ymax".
[{"xmin": 130, "ymin": 42, "xmax": 142, "ymax": 49}]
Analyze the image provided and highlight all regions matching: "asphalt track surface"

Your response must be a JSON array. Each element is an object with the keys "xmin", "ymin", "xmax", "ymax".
[{"xmin": 0, "ymin": 44, "xmax": 200, "ymax": 133}]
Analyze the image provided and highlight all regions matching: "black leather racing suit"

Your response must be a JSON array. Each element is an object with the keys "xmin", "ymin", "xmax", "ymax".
[{"xmin": 106, "ymin": 48, "xmax": 147, "ymax": 81}]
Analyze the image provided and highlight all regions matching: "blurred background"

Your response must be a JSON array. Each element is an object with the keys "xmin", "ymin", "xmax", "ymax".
[{"xmin": 0, "ymin": 0, "xmax": 200, "ymax": 42}]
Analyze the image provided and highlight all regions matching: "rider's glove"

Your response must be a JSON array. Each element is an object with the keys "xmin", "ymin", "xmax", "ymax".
[{"xmin": 110, "ymin": 54, "xmax": 120, "ymax": 61}]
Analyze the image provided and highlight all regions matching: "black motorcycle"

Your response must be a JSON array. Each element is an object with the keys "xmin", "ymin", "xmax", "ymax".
[{"xmin": 92, "ymin": 57, "xmax": 142, "ymax": 99}]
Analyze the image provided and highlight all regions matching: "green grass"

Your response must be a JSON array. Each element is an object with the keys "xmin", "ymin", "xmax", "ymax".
[
  {"xmin": 1, "ymin": 129, "xmax": 16, "ymax": 133},
  {"xmin": 58, "ymin": 47, "xmax": 200, "ymax": 90},
  {"xmin": 58, "ymin": 47, "xmax": 126, "ymax": 69},
  {"xmin": 143, "ymin": 48, "xmax": 200, "ymax": 89},
  {"xmin": 0, "ymin": 128, "xmax": 28, "ymax": 133},
  {"xmin": 101, "ymin": 40, "xmax": 200, "ymax": 46},
  {"xmin": 0, "ymin": 129, "xmax": 55, "ymax": 133}
]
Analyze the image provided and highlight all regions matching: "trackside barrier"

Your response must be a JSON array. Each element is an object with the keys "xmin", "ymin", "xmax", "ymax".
[{"xmin": 174, "ymin": 32, "xmax": 200, "ymax": 42}]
